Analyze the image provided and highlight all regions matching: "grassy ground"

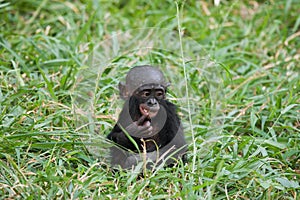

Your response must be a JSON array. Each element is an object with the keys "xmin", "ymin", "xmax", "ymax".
[{"xmin": 1, "ymin": 0, "xmax": 300, "ymax": 199}]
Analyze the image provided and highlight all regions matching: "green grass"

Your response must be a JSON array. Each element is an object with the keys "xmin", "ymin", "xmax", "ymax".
[{"xmin": 1, "ymin": 0, "xmax": 300, "ymax": 199}]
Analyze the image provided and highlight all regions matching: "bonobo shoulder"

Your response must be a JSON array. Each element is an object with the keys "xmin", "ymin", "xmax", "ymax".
[{"xmin": 164, "ymin": 100, "xmax": 179, "ymax": 112}]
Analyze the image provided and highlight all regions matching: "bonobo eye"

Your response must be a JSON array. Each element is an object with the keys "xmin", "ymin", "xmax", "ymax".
[
  {"xmin": 141, "ymin": 90, "xmax": 151, "ymax": 98},
  {"xmin": 155, "ymin": 90, "xmax": 164, "ymax": 99}
]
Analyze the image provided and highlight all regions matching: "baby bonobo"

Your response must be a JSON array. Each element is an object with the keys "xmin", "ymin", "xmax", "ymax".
[{"xmin": 107, "ymin": 65, "xmax": 187, "ymax": 169}]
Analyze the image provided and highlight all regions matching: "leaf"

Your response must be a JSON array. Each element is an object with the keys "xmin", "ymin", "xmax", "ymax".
[
  {"xmin": 250, "ymin": 110, "xmax": 258, "ymax": 131},
  {"xmin": 264, "ymin": 140, "xmax": 286, "ymax": 150},
  {"xmin": 75, "ymin": 11, "xmax": 96, "ymax": 46},
  {"xmin": 0, "ymin": 1, "xmax": 10, "ymax": 9},
  {"xmin": 0, "ymin": 41, "xmax": 29, "ymax": 74},
  {"xmin": 38, "ymin": 66, "xmax": 58, "ymax": 101},
  {"xmin": 256, "ymin": 138, "xmax": 287, "ymax": 149},
  {"xmin": 281, "ymin": 104, "xmax": 299, "ymax": 114},
  {"xmin": 42, "ymin": 59, "xmax": 70, "ymax": 67},
  {"xmin": 258, "ymin": 179, "xmax": 272, "ymax": 189},
  {"xmin": 275, "ymin": 177, "xmax": 300, "ymax": 189}
]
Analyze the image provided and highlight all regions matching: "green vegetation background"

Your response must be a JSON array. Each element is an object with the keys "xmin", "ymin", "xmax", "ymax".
[{"xmin": 0, "ymin": 0, "xmax": 299, "ymax": 199}]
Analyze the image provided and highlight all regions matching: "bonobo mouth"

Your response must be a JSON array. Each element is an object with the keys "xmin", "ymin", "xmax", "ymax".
[{"xmin": 139, "ymin": 104, "xmax": 159, "ymax": 118}]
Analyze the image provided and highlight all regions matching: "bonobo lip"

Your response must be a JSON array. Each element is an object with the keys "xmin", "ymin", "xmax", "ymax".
[{"xmin": 139, "ymin": 104, "xmax": 159, "ymax": 118}]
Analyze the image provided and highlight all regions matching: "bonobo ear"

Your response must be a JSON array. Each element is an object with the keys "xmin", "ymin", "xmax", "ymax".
[
  {"xmin": 165, "ymin": 81, "xmax": 171, "ymax": 88},
  {"xmin": 118, "ymin": 81, "xmax": 129, "ymax": 100}
]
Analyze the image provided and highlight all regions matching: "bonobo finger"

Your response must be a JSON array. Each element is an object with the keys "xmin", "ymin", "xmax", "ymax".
[
  {"xmin": 125, "ymin": 123, "xmax": 137, "ymax": 133},
  {"xmin": 143, "ymin": 121, "xmax": 151, "ymax": 127},
  {"xmin": 139, "ymin": 129, "xmax": 152, "ymax": 136},
  {"xmin": 136, "ymin": 115, "xmax": 148, "ymax": 125},
  {"xmin": 137, "ymin": 124, "xmax": 151, "ymax": 132},
  {"xmin": 139, "ymin": 125, "xmax": 152, "ymax": 133},
  {"xmin": 147, "ymin": 125, "xmax": 153, "ymax": 132},
  {"xmin": 127, "ymin": 124, "xmax": 152, "ymax": 137},
  {"xmin": 138, "ymin": 126, "xmax": 157, "ymax": 137}
]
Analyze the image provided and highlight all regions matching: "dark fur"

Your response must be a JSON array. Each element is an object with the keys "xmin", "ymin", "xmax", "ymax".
[
  {"xmin": 107, "ymin": 96, "xmax": 181, "ymax": 152},
  {"xmin": 107, "ymin": 89, "xmax": 187, "ymax": 169}
]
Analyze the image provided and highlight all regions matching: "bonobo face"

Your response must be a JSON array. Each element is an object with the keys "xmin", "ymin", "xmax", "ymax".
[{"xmin": 134, "ymin": 84, "xmax": 166, "ymax": 118}]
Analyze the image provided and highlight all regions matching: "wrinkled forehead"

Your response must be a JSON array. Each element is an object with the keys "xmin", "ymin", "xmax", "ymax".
[
  {"xmin": 135, "ymin": 84, "xmax": 166, "ymax": 92},
  {"xmin": 126, "ymin": 67, "xmax": 165, "ymax": 84},
  {"xmin": 125, "ymin": 65, "xmax": 169, "ymax": 94}
]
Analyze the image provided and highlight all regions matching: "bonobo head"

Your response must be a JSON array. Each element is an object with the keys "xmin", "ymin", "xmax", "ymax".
[{"xmin": 119, "ymin": 65, "xmax": 170, "ymax": 120}]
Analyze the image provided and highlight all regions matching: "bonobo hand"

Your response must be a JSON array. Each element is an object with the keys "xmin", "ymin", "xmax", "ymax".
[{"xmin": 125, "ymin": 115, "xmax": 156, "ymax": 138}]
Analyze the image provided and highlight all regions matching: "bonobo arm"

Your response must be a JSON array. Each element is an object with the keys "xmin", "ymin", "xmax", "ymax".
[
  {"xmin": 107, "ymin": 125, "xmax": 128, "ymax": 145},
  {"xmin": 156, "ymin": 125, "xmax": 187, "ymax": 165},
  {"xmin": 107, "ymin": 114, "xmax": 157, "ymax": 142}
]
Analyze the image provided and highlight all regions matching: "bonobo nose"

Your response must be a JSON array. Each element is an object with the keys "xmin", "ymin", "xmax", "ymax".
[{"xmin": 147, "ymin": 98, "xmax": 157, "ymax": 106}]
